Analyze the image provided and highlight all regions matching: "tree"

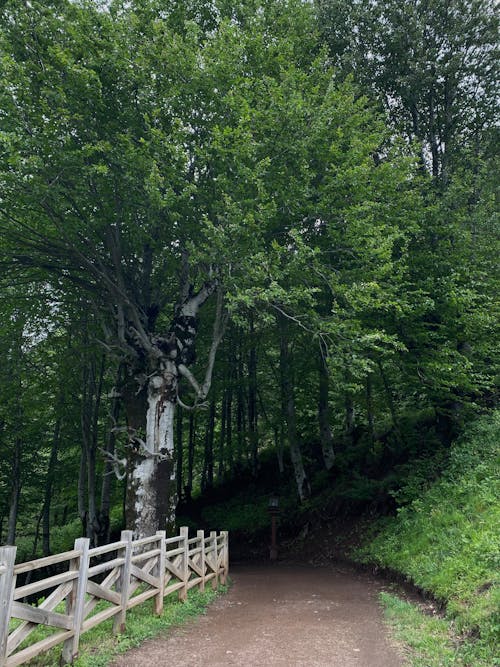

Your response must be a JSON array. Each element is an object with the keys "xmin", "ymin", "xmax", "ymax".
[
  {"xmin": 0, "ymin": 0, "xmax": 323, "ymax": 534},
  {"xmin": 317, "ymin": 0, "xmax": 498, "ymax": 180}
]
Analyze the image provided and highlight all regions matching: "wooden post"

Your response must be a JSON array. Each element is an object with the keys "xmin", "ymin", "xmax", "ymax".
[
  {"xmin": 154, "ymin": 531, "xmax": 166, "ymax": 615},
  {"xmin": 197, "ymin": 530, "xmax": 205, "ymax": 592},
  {"xmin": 113, "ymin": 530, "xmax": 133, "ymax": 634},
  {"xmin": 61, "ymin": 538, "xmax": 90, "ymax": 665},
  {"xmin": 210, "ymin": 531, "xmax": 218, "ymax": 589},
  {"xmin": 178, "ymin": 527, "xmax": 188, "ymax": 602},
  {"xmin": 221, "ymin": 531, "xmax": 229, "ymax": 585},
  {"xmin": 0, "ymin": 546, "xmax": 17, "ymax": 667}
]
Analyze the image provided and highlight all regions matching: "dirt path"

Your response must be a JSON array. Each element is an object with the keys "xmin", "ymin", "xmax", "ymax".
[{"xmin": 112, "ymin": 563, "xmax": 404, "ymax": 667}]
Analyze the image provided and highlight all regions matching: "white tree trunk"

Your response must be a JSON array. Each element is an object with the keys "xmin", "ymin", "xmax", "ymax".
[{"xmin": 126, "ymin": 364, "xmax": 178, "ymax": 539}]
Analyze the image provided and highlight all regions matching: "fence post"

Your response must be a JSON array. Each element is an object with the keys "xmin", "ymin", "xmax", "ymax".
[
  {"xmin": 0, "ymin": 546, "xmax": 17, "ymax": 667},
  {"xmin": 178, "ymin": 527, "xmax": 189, "ymax": 602},
  {"xmin": 210, "ymin": 531, "xmax": 218, "ymax": 589},
  {"xmin": 113, "ymin": 530, "xmax": 133, "ymax": 634},
  {"xmin": 197, "ymin": 530, "xmax": 205, "ymax": 592},
  {"xmin": 221, "ymin": 531, "xmax": 229, "ymax": 585},
  {"xmin": 61, "ymin": 537, "xmax": 90, "ymax": 665},
  {"xmin": 154, "ymin": 531, "xmax": 166, "ymax": 615}
]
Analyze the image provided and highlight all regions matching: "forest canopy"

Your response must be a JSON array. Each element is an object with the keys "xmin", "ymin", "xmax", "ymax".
[{"xmin": 0, "ymin": 0, "xmax": 498, "ymax": 549}]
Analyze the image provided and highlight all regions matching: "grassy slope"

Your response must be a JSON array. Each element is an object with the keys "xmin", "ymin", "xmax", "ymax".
[{"xmin": 356, "ymin": 411, "xmax": 500, "ymax": 666}]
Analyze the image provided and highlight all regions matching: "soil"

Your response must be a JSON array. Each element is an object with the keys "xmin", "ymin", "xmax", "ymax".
[{"xmin": 111, "ymin": 563, "xmax": 405, "ymax": 667}]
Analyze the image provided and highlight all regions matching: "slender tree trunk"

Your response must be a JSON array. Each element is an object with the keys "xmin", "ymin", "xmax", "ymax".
[
  {"xmin": 42, "ymin": 416, "xmax": 61, "ymax": 555},
  {"xmin": 236, "ymin": 342, "xmax": 246, "ymax": 467},
  {"xmin": 275, "ymin": 425, "xmax": 284, "ymax": 474},
  {"xmin": 366, "ymin": 373, "xmax": 375, "ymax": 447},
  {"xmin": 176, "ymin": 407, "xmax": 183, "ymax": 503},
  {"xmin": 186, "ymin": 412, "xmax": 195, "ymax": 501},
  {"xmin": 278, "ymin": 316, "xmax": 309, "ymax": 501},
  {"xmin": 99, "ymin": 365, "xmax": 123, "ymax": 545},
  {"xmin": 344, "ymin": 393, "xmax": 355, "ymax": 441},
  {"xmin": 202, "ymin": 398, "xmax": 215, "ymax": 491},
  {"xmin": 217, "ymin": 389, "xmax": 227, "ymax": 481},
  {"xmin": 318, "ymin": 343, "xmax": 335, "ymax": 470},
  {"xmin": 377, "ymin": 359, "xmax": 401, "ymax": 441},
  {"xmin": 6, "ymin": 437, "xmax": 22, "ymax": 545},
  {"xmin": 248, "ymin": 314, "xmax": 258, "ymax": 476},
  {"xmin": 81, "ymin": 352, "xmax": 105, "ymax": 546},
  {"xmin": 78, "ymin": 444, "xmax": 87, "ymax": 536},
  {"xmin": 226, "ymin": 380, "xmax": 233, "ymax": 475}
]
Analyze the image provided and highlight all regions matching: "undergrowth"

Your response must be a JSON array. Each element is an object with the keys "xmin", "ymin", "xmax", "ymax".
[{"xmin": 359, "ymin": 411, "xmax": 500, "ymax": 666}]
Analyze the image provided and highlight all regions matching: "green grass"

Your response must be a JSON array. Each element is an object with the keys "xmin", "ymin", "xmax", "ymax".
[
  {"xmin": 17, "ymin": 584, "xmax": 227, "ymax": 666},
  {"xmin": 380, "ymin": 591, "xmax": 500, "ymax": 667},
  {"xmin": 357, "ymin": 411, "xmax": 500, "ymax": 666},
  {"xmin": 380, "ymin": 592, "xmax": 460, "ymax": 667}
]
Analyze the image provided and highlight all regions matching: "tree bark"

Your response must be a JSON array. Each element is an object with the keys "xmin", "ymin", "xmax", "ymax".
[
  {"xmin": 248, "ymin": 314, "xmax": 258, "ymax": 476},
  {"xmin": 278, "ymin": 316, "xmax": 309, "ymax": 501},
  {"xmin": 122, "ymin": 283, "xmax": 224, "ymax": 538},
  {"xmin": 176, "ymin": 406, "xmax": 183, "ymax": 503},
  {"xmin": 366, "ymin": 372, "xmax": 375, "ymax": 448},
  {"xmin": 78, "ymin": 443, "xmax": 87, "ymax": 536},
  {"xmin": 236, "ymin": 340, "xmax": 246, "ymax": 468},
  {"xmin": 217, "ymin": 388, "xmax": 227, "ymax": 481},
  {"xmin": 186, "ymin": 412, "xmax": 195, "ymax": 501},
  {"xmin": 99, "ymin": 365, "xmax": 123, "ymax": 545},
  {"xmin": 318, "ymin": 343, "xmax": 335, "ymax": 470},
  {"xmin": 202, "ymin": 398, "xmax": 215, "ymax": 492},
  {"xmin": 42, "ymin": 415, "xmax": 61, "ymax": 555},
  {"xmin": 6, "ymin": 436, "xmax": 22, "ymax": 545}
]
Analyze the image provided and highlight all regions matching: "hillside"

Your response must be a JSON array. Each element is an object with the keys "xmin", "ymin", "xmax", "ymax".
[{"xmin": 182, "ymin": 410, "xmax": 499, "ymax": 666}]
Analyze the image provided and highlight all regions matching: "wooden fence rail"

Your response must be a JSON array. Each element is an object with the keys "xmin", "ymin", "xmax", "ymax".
[{"xmin": 0, "ymin": 527, "xmax": 229, "ymax": 667}]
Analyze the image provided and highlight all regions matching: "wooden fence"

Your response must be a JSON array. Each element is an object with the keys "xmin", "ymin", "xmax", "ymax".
[{"xmin": 0, "ymin": 527, "xmax": 229, "ymax": 667}]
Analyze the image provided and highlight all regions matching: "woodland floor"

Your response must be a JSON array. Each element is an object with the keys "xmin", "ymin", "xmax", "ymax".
[{"xmin": 111, "ymin": 563, "xmax": 406, "ymax": 667}]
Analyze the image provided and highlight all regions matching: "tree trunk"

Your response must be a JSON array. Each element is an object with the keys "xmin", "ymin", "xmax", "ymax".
[
  {"xmin": 318, "ymin": 343, "xmax": 335, "ymax": 470},
  {"xmin": 99, "ymin": 366, "xmax": 123, "ymax": 545},
  {"xmin": 186, "ymin": 412, "xmax": 195, "ymax": 501},
  {"xmin": 248, "ymin": 314, "xmax": 258, "ymax": 476},
  {"xmin": 236, "ymin": 342, "xmax": 246, "ymax": 467},
  {"xmin": 81, "ymin": 352, "xmax": 105, "ymax": 546},
  {"xmin": 122, "ymin": 283, "xmax": 224, "ymax": 538},
  {"xmin": 202, "ymin": 398, "xmax": 215, "ymax": 492},
  {"xmin": 124, "ymin": 361, "xmax": 177, "ymax": 538},
  {"xmin": 78, "ymin": 444, "xmax": 87, "ymax": 536},
  {"xmin": 176, "ymin": 407, "xmax": 184, "ymax": 503},
  {"xmin": 217, "ymin": 388, "xmax": 227, "ymax": 481},
  {"xmin": 344, "ymin": 393, "xmax": 355, "ymax": 441},
  {"xmin": 366, "ymin": 373, "xmax": 375, "ymax": 448},
  {"xmin": 42, "ymin": 416, "xmax": 61, "ymax": 556},
  {"xmin": 6, "ymin": 436, "xmax": 21, "ymax": 545},
  {"xmin": 278, "ymin": 316, "xmax": 309, "ymax": 501},
  {"xmin": 377, "ymin": 359, "xmax": 402, "ymax": 442},
  {"xmin": 275, "ymin": 425, "xmax": 284, "ymax": 474},
  {"xmin": 226, "ymin": 380, "xmax": 233, "ymax": 475}
]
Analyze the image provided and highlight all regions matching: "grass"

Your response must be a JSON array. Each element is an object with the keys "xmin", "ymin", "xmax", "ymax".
[
  {"xmin": 16, "ymin": 584, "xmax": 227, "ymax": 666},
  {"xmin": 380, "ymin": 592, "xmax": 461, "ymax": 667},
  {"xmin": 358, "ymin": 411, "xmax": 500, "ymax": 666},
  {"xmin": 380, "ymin": 591, "xmax": 500, "ymax": 667}
]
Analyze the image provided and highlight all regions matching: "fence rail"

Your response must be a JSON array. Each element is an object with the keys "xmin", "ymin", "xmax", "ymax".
[{"xmin": 0, "ymin": 527, "xmax": 229, "ymax": 667}]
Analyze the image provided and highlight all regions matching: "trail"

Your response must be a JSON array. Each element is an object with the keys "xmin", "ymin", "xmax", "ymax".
[{"xmin": 111, "ymin": 564, "xmax": 404, "ymax": 667}]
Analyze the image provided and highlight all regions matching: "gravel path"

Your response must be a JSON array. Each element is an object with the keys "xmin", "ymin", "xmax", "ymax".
[{"xmin": 112, "ymin": 563, "xmax": 404, "ymax": 667}]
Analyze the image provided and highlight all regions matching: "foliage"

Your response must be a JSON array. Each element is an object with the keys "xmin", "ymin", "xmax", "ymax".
[{"xmin": 358, "ymin": 411, "xmax": 500, "ymax": 664}]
